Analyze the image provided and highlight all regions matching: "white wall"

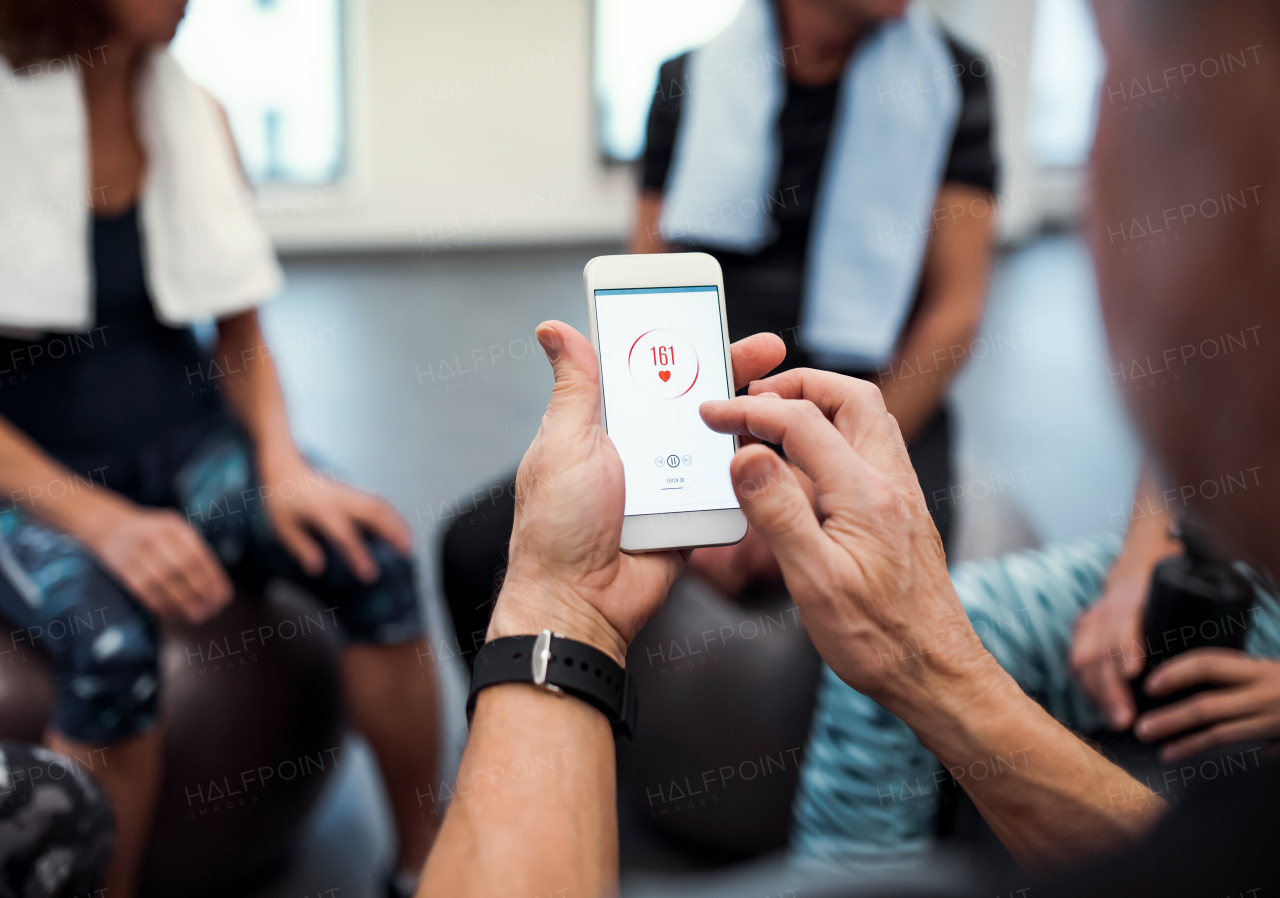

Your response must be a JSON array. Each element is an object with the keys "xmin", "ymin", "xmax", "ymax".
[
  {"xmin": 262, "ymin": 0, "xmax": 634, "ymax": 253},
  {"xmin": 263, "ymin": 0, "xmax": 1059, "ymax": 253}
]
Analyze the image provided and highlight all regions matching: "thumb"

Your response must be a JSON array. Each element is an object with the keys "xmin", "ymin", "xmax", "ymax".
[
  {"xmin": 1122, "ymin": 627, "xmax": 1147, "ymax": 677},
  {"xmin": 730, "ymin": 444, "xmax": 827, "ymax": 571},
  {"xmin": 537, "ymin": 321, "xmax": 602, "ymax": 431}
]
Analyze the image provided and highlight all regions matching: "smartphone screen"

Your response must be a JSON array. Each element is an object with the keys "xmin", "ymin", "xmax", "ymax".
[{"xmin": 594, "ymin": 285, "xmax": 739, "ymax": 517}]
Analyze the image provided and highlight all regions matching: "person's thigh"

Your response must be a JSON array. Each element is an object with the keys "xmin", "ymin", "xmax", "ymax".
[
  {"xmin": 0, "ymin": 509, "xmax": 161, "ymax": 745},
  {"xmin": 0, "ymin": 740, "xmax": 115, "ymax": 894},
  {"xmin": 438, "ymin": 472, "xmax": 518, "ymax": 665},
  {"xmin": 174, "ymin": 426, "xmax": 424, "ymax": 647}
]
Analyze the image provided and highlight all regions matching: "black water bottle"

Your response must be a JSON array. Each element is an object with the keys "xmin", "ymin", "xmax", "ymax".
[{"xmin": 1132, "ymin": 524, "xmax": 1256, "ymax": 717}]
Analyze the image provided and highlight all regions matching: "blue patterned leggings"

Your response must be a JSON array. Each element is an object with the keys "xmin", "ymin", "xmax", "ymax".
[
  {"xmin": 790, "ymin": 533, "xmax": 1280, "ymax": 871},
  {"xmin": 0, "ymin": 423, "xmax": 422, "ymax": 745}
]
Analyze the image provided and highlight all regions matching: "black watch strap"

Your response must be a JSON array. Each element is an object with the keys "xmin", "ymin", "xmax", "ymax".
[{"xmin": 466, "ymin": 631, "xmax": 637, "ymax": 739}]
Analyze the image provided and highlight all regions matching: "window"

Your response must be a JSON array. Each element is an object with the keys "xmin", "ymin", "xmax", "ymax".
[
  {"xmin": 170, "ymin": 0, "xmax": 346, "ymax": 185},
  {"xmin": 1027, "ymin": 0, "xmax": 1104, "ymax": 167},
  {"xmin": 595, "ymin": 0, "xmax": 745, "ymax": 162}
]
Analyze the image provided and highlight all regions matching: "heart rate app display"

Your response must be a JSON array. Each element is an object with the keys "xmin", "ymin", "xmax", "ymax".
[
  {"xmin": 595, "ymin": 286, "xmax": 739, "ymax": 517},
  {"xmin": 628, "ymin": 329, "xmax": 699, "ymax": 399}
]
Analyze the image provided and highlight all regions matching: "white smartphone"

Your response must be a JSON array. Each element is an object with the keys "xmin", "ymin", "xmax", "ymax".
[{"xmin": 583, "ymin": 252, "xmax": 748, "ymax": 552}]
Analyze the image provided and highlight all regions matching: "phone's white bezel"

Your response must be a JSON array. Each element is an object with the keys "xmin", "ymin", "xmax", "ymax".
[{"xmin": 584, "ymin": 252, "xmax": 748, "ymax": 553}]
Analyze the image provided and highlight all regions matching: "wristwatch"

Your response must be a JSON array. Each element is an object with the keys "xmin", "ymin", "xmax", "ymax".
[{"xmin": 466, "ymin": 630, "xmax": 637, "ymax": 739}]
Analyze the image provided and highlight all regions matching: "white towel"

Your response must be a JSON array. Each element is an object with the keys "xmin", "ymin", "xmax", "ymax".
[
  {"xmin": 0, "ymin": 50, "xmax": 283, "ymax": 332},
  {"xmin": 658, "ymin": 0, "xmax": 961, "ymax": 368}
]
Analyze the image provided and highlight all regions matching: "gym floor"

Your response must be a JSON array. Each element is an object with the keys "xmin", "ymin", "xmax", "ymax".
[{"xmin": 248, "ymin": 231, "xmax": 1142, "ymax": 898}]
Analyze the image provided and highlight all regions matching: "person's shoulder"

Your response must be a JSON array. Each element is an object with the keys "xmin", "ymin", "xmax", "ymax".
[
  {"xmin": 655, "ymin": 52, "xmax": 692, "ymax": 96},
  {"xmin": 937, "ymin": 29, "xmax": 996, "ymax": 128},
  {"xmin": 936, "ymin": 27, "xmax": 999, "ymax": 193},
  {"xmin": 939, "ymin": 30, "xmax": 992, "ymax": 96},
  {"xmin": 649, "ymin": 51, "xmax": 693, "ymax": 125}
]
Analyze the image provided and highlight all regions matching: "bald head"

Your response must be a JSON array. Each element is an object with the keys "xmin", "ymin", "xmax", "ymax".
[{"xmin": 1088, "ymin": 0, "xmax": 1280, "ymax": 570}]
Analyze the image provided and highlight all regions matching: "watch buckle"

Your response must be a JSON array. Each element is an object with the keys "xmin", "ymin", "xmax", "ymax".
[{"xmin": 531, "ymin": 629, "xmax": 564, "ymax": 694}]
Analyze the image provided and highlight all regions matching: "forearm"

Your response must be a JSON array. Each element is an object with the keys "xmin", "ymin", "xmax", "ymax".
[
  {"xmin": 420, "ymin": 684, "xmax": 618, "ymax": 898},
  {"xmin": 878, "ymin": 294, "xmax": 980, "ymax": 442},
  {"xmin": 628, "ymin": 190, "xmax": 669, "ymax": 254},
  {"xmin": 1111, "ymin": 466, "xmax": 1181, "ymax": 585},
  {"xmin": 0, "ymin": 415, "xmax": 130, "ymax": 536},
  {"xmin": 876, "ymin": 184, "xmax": 993, "ymax": 443},
  {"xmin": 214, "ymin": 310, "xmax": 301, "ymax": 470},
  {"xmin": 886, "ymin": 645, "xmax": 1163, "ymax": 866}
]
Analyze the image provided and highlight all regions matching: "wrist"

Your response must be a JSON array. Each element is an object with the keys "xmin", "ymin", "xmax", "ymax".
[
  {"xmin": 255, "ymin": 442, "xmax": 307, "ymax": 481},
  {"xmin": 49, "ymin": 488, "xmax": 135, "ymax": 548},
  {"xmin": 488, "ymin": 580, "xmax": 628, "ymax": 667},
  {"xmin": 874, "ymin": 628, "xmax": 1009, "ymax": 737}
]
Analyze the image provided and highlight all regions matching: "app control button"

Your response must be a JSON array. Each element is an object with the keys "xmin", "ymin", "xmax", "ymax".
[
  {"xmin": 654, "ymin": 456, "xmax": 666, "ymax": 467},
  {"xmin": 666, "ymin": 455, "xmax": 680, "ymax": 468},
  {"xmin": 682, "ymin": 455, "xmax": 692, "ymax": 466}
]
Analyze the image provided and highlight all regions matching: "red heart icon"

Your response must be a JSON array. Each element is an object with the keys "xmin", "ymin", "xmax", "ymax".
[{"xmin": 658, "ymin": 370, "xmax": 671, "ymax": 382}]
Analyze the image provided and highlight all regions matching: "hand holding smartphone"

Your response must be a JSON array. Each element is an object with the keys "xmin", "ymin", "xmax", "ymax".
[{"xmin": 584, "ymin": 252, "xmax": 748, "ymax": 552}]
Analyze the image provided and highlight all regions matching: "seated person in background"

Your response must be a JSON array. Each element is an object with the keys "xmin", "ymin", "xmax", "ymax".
[
  {"xmin": 421, "ymin": 0, "xmax": 1280, "ymax": 894},
  {"xmin": 636, "ymin": 0, "xmax": 998, "ymax": 580},
  {"xmin": 0, "ymin": 3, "xmax": 438, "ymax": 896},
  {"xmin": 1072, "ymin": 469, "xmax": 1280, "ymax": 762},
  {"xmin": 440, "ymin": 0, "xmax": 994, "ymax": 675},
  {"xmin": 1071, "ymin": 467, "xmax": 1187, "ymax": 732},
  {"xmin": 790, "ymin": 471, "xmax": 1280, "ymax": 870}
]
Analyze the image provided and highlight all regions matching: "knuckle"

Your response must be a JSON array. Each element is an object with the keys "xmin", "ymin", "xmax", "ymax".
[
  {"xmin": 1068, "ymin": 647, "xmax": 1090, "ymax": 672},
  {"xmin": 850, "ymin": 376, "xmax": 886, "ymax": 407},
  {"xmin": 1184, "ymin": 700, "xmax": 1215, "ymax": 726},
  {"xmin": 156, "ymin": 510, "xmax": 185, "ymax": 529},
  {"xmin": 752, "ymin": 491, "xmax": 806, "ymax": 536},
  {"xmin": 865, "ymin": 477, "xmax": 899, "ymax": 521},
  {"xmin": 793, "ymin": 399, "xmax": 825, "ymax": 423}
]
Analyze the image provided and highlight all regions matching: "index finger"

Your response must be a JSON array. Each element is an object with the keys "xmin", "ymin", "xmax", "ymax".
[
  {"xmin": 701, "ymin": 394, "xmax": 870, "ymax": 500},
  {"xmin": 1077, "ymin": 657, "xmax": 1138, "ymax": 730},
  {"xmin": 172, "ymin": 522, "xmax": 233, "ymax": 601},
  {"xmin": 350, "ymin": 495, "xmax": 413, "ymax": 555},
  {"xmin": 748, "ymin": 368, "xmax": 901, "ymax": 453},
  {"xmin": 146, "ymin": 537, "xmax": 219, "ymax": 623},
  {"xmin": 315, "ymin": 513, "xmax": 379, "ymax": 583},
  {"xmin": 1145, "ymin": 648, "xmax": 1259, "ymax": 695}
]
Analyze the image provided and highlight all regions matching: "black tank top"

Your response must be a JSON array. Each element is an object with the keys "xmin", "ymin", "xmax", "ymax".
[{"xmin": 0, "ymin": 205, "xmax": 229, "ymax": 501}]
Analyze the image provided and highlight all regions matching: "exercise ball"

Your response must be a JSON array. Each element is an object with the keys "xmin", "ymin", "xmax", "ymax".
[
  {"xmin": 139, "ymin": 583, "xmax": 345, "ymax": 897},
  {"xmin": 0, "ymin": 582, "xmax": 344, "ymax": 898},
  {"xmin": 0, "ymin": 627, "xmax": 55, "ymax": 744},
  {"xmin": 618, "ymin": 574, "xmax": 822, "ymax": 858}
]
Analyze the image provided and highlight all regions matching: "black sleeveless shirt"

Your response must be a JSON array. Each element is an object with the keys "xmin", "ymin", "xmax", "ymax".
[{"xmin": 0, "ymin": 206, "xmax": 229, "ymax": 501}]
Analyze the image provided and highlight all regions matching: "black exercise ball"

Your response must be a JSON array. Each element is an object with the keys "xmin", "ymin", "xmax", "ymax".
[
  {"xmin": 139, "ymin": 584, "xmax": 345, "ymax": 897},
  {"xmin": 0, "ymin": 583, "xmax": 345, "ymax": 898},
  {"xmin": 0, "ymin": 627, "xmax": 56, "ymax": 744},
  {"xmin": 617, "ymin": 574, "xmax": 822, "ymax": 858}
]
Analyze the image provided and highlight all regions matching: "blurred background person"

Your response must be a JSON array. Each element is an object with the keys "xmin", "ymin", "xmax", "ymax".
[
  {"xmin": 1071, "ymin": 468, "xmax": 1280, "ymax": 762},
  {"xmin": 0, "ymin": 1, "xmax": 439, "ymax": 896},
  {"xmin": 636, "ymin": 0, "xmax": 999, "ymax": 584}
]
